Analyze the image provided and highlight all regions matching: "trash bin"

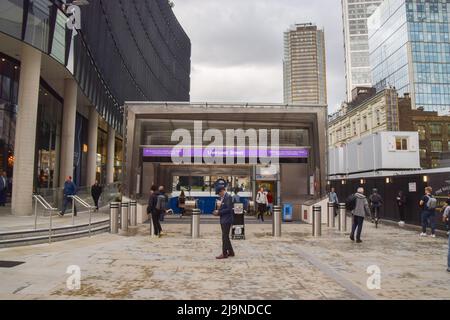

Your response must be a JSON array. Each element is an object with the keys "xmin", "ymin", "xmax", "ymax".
[{"xmin": 283, "ymin": 203, "xmax": 293, "ymax": 222}]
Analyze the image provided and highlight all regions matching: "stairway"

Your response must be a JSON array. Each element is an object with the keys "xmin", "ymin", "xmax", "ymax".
[{"xmin": 0, "ymin": 219, "xmax": 110, "ymax": 249}]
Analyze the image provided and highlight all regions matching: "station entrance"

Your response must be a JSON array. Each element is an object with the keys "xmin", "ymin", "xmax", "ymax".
[{"xmin": 123, "ymin": 103, "xmax": 328, "ymax": 221}]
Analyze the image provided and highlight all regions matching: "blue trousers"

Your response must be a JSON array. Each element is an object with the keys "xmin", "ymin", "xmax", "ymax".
[
  {"xmin": 62, "ymin": 197, "xmax": 77, "ymax": 215},
  {"xmin": 421, "ymin": 211, "xmax": 436, "ymax": 234}
]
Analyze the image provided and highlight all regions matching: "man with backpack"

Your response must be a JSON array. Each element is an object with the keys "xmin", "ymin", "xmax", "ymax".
[
  {"xmin": 369, "ymin": 189, "xmax": 383, "ymax": 224},
  {"xmin": 155, "ymin": 186, "xmax": 168, "ymax": 237},
  {"xmin": 348, "ymin": 187, "xmax": 371, "ymax": 243},
  {"xmin": 419, "ymin": 187, "xmax": 437, "ymax": 238}
]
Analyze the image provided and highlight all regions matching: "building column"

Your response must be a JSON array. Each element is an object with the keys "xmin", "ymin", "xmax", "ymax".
[
  {"xmin": 11, "ymin": 44, "xmax": 42, "ymax": 216},
  {"xmin": 106, "ymin": 126, "xmax": 115, "ymax": 184},
  {"xmin": 59, "ymin": 78, "xmax": 77, "ymax": 187},
  {"xmin": 86, "ymin": 106, "xmax": 98, "ymax": 186}
]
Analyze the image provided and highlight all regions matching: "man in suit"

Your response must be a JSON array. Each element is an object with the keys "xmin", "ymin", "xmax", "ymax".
[
  {"xmin": 215, "ymin": 186, "xmax": 235, "ymax": 259},
  {"xmin": 0, "ymin": 171, "xmax": 8, "ymax": 206}
]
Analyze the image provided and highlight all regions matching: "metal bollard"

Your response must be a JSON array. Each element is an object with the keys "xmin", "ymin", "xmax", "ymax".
[
  {"xmin": 272, "ymin": 205, "xmax": 282, "ymax": 237},
  {"xmin": 119, "ymin": 202, "xmax": 129, "ymax": 235},
  {"xmin": 338, "ymin": 203, "xmax": 347, "ymax": 232},
  {"xmin": 110, "ymin": 202, "xmax": 120, "ymax": 234},
  {"xmin": 129, "ymin": 200, "xmax": 137, "ymax": 227},
  {"xmin": 327, "ymin": 203, "xmax": 336, "ymax": 228},
  {"xmin": 312, "ymin": 205, "xmax": 322, "ymax": 237},
  {"xmin": 191, "ymin": 208, "xmax": 200, "ymax": 239}
]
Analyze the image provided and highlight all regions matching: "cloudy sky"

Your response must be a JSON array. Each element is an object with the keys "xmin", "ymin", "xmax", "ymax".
[{"xmin": 172, "ymin": 0, "xmax": 346, "ymax": 113}]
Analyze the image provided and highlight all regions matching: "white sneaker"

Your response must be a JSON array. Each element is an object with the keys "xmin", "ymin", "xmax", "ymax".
[
  {"xmin": 398, "ymin": 221, "xmax": 405, "ymax": 227},
  {"xmin": 431, "ymin": 234, "xmax": 436, "ymax": 238},
  {"xmin": 447, "ymin": 231, "xmax": 449, "ymax": 236},
  {"xmin": 420, "ymin": 233, "xmax": 427, "ymax": 237}
]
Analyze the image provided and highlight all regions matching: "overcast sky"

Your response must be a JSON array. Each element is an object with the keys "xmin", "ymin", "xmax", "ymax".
[{"xmin": 172, "ymin": 0, "xmax": 346, "ymax": 113}]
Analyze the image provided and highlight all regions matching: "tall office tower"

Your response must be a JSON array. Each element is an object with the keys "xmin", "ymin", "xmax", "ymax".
[
  {"xmin": 342, "ymin": 0, "xmax": 383, "ymax": 102},
  {"xmin": 283, "ymin": 23, "xmax": 327, "ymax": 105},
  {"xmin": 368, "ymin": 0, "xmax": 450, "ymax": 114}
]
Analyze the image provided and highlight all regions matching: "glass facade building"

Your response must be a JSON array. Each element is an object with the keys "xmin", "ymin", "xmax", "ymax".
[
  {"xmin": 342, "ymin": 0, "xmax": 383, "ymax": 102},
  {"xmin": 0, "ymin": 0, "xmax": 190, "ymax": 213},
  {"xmin": 368, "ymin": 0, "xmax": 450, "ymax": 113}
]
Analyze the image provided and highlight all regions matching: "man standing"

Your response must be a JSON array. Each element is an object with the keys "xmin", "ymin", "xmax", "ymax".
[
  {"xmin": 419, "ymin": 187, "xmax": 437, "ymax": 238},
  {"xmin": 215, "ymin": 186, "xmax": 235, "ymax": 259},
  {"xmin": 442, "ymin": 199, "xmax": 450, "ymax": 272},
  {"xmin": 155, "ymin": 186, "xmax": 167, "ymax": 234},
  {"xmin": 396, "ymin": 190, "xmax": 407, "ymax": 226},
  {"xmin": 147, "ymin": 185, "xmax": 161, "ymax": 236},
  {"xmin": 91, "ymin": 180, "xmax": 102, "ymax": 211},
  {"xmin": 59, "ymin": 176, "xmax": 77, "ymax": 217},
  {"xmin": 0, "ymin": 171, "xmax": 8, "ymax": 206},
  {"xmin": 328, "ymin": 187, "xmax": 339, "ymax": 217},
  {"xmin": 369, "ymin": 189, "xmax": 383, "ymax": 223},
  {"xmin": 350, "ymin": 187, "xmax": 371, "ymax": 243}
]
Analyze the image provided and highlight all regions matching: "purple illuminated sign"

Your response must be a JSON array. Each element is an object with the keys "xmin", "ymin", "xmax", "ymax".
[{"xmin": 143, "ymin": 147, "xmax": 309, "ymax": 158}]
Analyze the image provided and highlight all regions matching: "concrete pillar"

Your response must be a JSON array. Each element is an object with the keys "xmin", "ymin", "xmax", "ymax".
[
  {"xmin": 59, "ymin": 78, "xmax": 77, "ymax": 187},
  {"xmin": 11, "ymin": 44, "xmax": 42, "ymax": 216},
  {"xmin": 106, "ymin": 126, "xmax": 115, "ymax": 184},
  {"xmin": 86, "ymin": 106, "xmax": 98, "ymax": 186}
]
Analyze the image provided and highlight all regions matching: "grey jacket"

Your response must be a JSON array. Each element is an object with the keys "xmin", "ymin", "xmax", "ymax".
[{"xmin": 352, "ymin": 193, "xmax": 371, "ymax": 218}]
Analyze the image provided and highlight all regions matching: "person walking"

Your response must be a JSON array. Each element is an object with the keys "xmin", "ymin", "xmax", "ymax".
[
  {"xmin": 419, "ymin": 187, "xmax": 438, "ymax": 238},
  {"xmin": 256, "ymin": 187, "xmax": 268, "ymax": 222},
  {"xmin": 147, "ymin": 185, "xmax": 161, "ymax": 237},
  {"xmin": 232, "ymin": 188, "xmax": 241, "ymax": 205},
  {"xmin": 0, "ymin": 171, "xmax": 8, "ymax": 206},
  {"xmin": 350, "ymin": 187, "xmax": 371, "ymax": 243},
  {"xmin": 267, "ymin": 190, "xmax": 274, "ymax": 216},
  {"xmin": 91, "ymin": 180, "xmax": 102, "ymax": 211},
  {"xmin": 445, "ymin": 194, "xmax": 450, "ymax": 236},
  {"xmin": 328, "ymin": 187, "xmax": 339, "ymax": 217},
  {"xmin": 155, "ymin": 186, "xmax": 168, "ymax": 233},
  {"xmin": 59, "ymin": 176, "xmax": 77, "ymax": 217},
  {"xmin": 396, "ymin": 190, "xmax": 407, "ymax": 226},
  {"xmin": 178, "ymin": 190, "xmax": 186, "ymax": 218},
  {"xmin": 215, "ymin": 185, "xmax": 235, "ymax": 259},
  {"xmin": 443, "ymin": 200, "xmax": 450, "ymax": 272},
  {"xmin": 369, "ymin": 189, "xmax": 383, "ymax": 223}
]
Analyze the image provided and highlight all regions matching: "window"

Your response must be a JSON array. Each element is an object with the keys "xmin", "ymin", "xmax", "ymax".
[
  {"xmin": 396, "ymin": 137, "xmax": 408, "ymax": 151},
  {"xmin": 431, "ymin": 158, "xmax": 440, "ymax": 168},
  {"xmin": 430, "ymin": 124, "xmax": 442, "ymax": 135},
  {"xmin": 363, "ymin": 116, "xmax": 368, "ymax": 131},
  {"xmin": 376, "ymin": 109, "xmax": 381, "ymax": 125},
  {"xmin": 417, "ymin": 125, "xmax": 426, "ymax": 140},
  {"xmin": 431, "ymin": 140, "xmax": 443, "ymax": 152}
]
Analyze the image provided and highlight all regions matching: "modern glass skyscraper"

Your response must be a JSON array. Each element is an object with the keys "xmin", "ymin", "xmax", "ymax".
[
  {"xmin": 342, "ymin": 0, "xmax": 383, "ymax": 102},
  {"xmin": 368, "ymin": 0, "xmax": 450, "ymax": 114},
  {"xmin": 283, "ymin": 23, "xmax": 327, "ymax": 105}
]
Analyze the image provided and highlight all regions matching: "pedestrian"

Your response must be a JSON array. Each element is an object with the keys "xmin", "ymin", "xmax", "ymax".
[
  {"xmin": 178, "ymin": 190, "xmax": 186, "ymax": 218},
  {"xmin": 147, "ymin": 185, "xmax": 161, "ymax": 237},
  {"xmin": 350, "ymin": 187, "xmax": 371, "ymax": 243},
  {"xmin": 446, "ymin": 194, "xmax": 450, "ymax": 236},
  {"xmin": 214, "ymin": 185, "xmax": 235, "ymax": 259},
  {"xmin": 256, "ymin": 187, "xmax": 268, "ymax": 222},
  {"xmin": 396, "ymin": 190, "xmax": 407, "ymax": 226},
  {"xmin": 0, "ymin": 171, "xmax": 8, "ymax": 206},
  {"xmin": 155, "ymin": 186, "xmax": 168, "ymax": 233},
  {"xmin": 267, "ymin": 190, "xmax": 274, "ymax": 216},
  {"xmin": 369, "ymin": 188, "xmax": 383, "ymax": 223},
  {"xmin": 232, "ymin": 187, "xmax": 241, "ymax": 204},
  {"xmin": 442, "ymin": 200, "xmax": 450, "ymax": 272},
  {"xmin": 59, "ymin": 176, "xmax": 77, "ymax": 217},
  {"xmin": 91, "ymin": 180, "xmax": 102, "ymax": 211},
  {"xmin": 328, "ymin": 187, "xmax": 339, "ymax": 217},
  {"xmin": 419, "ymin": 187, "xmax": 438, "ymax": 238}
]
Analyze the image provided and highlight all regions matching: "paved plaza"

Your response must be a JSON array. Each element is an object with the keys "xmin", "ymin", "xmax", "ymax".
[{"xmin": 0, "ymin": 216, "xmax": 449, "ymax": 300}]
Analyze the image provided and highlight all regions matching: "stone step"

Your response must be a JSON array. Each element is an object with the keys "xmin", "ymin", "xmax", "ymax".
[
  {"xmin": 0, "ymin": 220, "xmax": 110, "ymax": 248},
  {"xmin": 0, "ymin": 224, "xmax": 110, "ymax": 249}
]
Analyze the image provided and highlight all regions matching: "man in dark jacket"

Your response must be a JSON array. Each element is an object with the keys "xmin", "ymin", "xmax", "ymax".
[
  {"xmin": 147, "ymin": 185, "xmax": 161, "ymax": 236},
  {"xmin": 59, "ymin": 176, "xmax": 77, "ymax": 217},
  {"xmin": 91, "ymin": 180, "xmax": 102, "ymax": 211},
  {"xmin": 215, "ymin": 186, "xmax": 235, "ymax": 259},
  {"xmin": 369, "ymin": 189, "xmax": 383, "ymax": 223}
]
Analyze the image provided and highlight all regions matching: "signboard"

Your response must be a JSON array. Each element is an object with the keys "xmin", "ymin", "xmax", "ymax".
[
  {"xmin": 143, "ymin": 147, "xmax": 309, "ymax": 159},
  {"xmin": 408, "ymin": 182, "xmax": 417, "ymax": 193}
]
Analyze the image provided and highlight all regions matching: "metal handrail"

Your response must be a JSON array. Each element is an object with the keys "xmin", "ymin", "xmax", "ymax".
[
  {"xmin": 32, "ymin": 194, "xmax": 59, "ymax": 243},
  {"xmin": 68, "ymin": 195, "xmax": 96, "ymax": 237}
]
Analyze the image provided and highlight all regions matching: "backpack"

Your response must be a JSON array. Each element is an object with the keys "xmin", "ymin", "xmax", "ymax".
[
  {"xmin": 425, "ymin": 196, "xmax": 437, "ymax": 210},
  {"xmin": 156, "ymin": 194, "xmax": 167, "ymax": 211},
  {"xmin": 345, "ymin": 194, "xmax": 357, "ymax": 211}
]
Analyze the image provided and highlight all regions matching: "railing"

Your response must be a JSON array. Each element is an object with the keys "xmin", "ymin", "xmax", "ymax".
[
  {"xmin": 68, "ymin": 195, "xmax": 96, "ymax": 237},
  {"xmin": 32, "ymin": 194, "xmax": 59, "ymax": 243}
]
